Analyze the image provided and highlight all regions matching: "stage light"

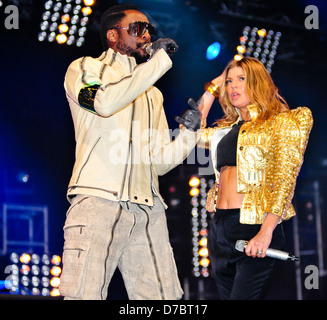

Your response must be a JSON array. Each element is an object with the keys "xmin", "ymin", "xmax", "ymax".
[
  {"xmin": 84, "ymin": 0, "xmax": 95, "ymax": 5},
  {"xmin": 206, "ymin": 42, "xmax": 221, "ymax": 60},
  {"xmin": 48, "ymin": 32, "xmax": 56, "ymax": 42},
  {"xmin": 10, "ymin": 252, "xmax": 19, "ymax": 264},
  {"xmin": 38, "ymin": 0, "xmax": 95, "ymax": 46},
  {"xmin": 237, "ymin": 45, "xmax": 246, "ymax": 54},
  {"xmin": 61, "ymin": 14, "xmax": 70, "ymax": 22},
  {"xmin": 67, "ymin": 35, "xmax": 75, "ymax": 45},
  {"xmin": 257, "ymin": 28, "xmax": 266, "ymax": 37},
  {"xmin": 50, "ymin": 277, "xmax": 60, "ymax": 288},
  {"xmin": 42, "ymin": 254, "xmax": 50, "ymax": 265},
  {"xmin": 17, "ymin": 171, "xmax": 30, "ymax": 184},
  {"xmin": 56, "ymin": 33, "xmax": 67, "ymax": 44},
  {"xmin": 42, "ymin": 266, "xmax": 50, "ymax": 276},
  {"xmin": 81, "ymin": 6, "xmax": 92, "ymax": 16},
  {"xmin": 50, "ymin": 266, "xmax": 62, "ymax": 277},
  {"xmin": 51, "ymin": 255, "xmax": 61, "ymax": 265},
  {"xmin": 189, "ymin": 176, "xmax": 215, "ymax": 277},
  {"xmin": 4, "ymin": 251, "xmax": 62, "ymax": 297},
  {"xmin": 51, "ymin": 288, "xmax": 61, "ymax": 297},
  {"xmin": 19, "ymin": 253, "xmax": 31, "ymax": 264},
  {"xmin": 189, "ymin": 187, "xmax": 200, "ymax": 197},
  {"xmin": 234, "ymin": 26, "xmax": 281, "ymax": 72},
  {"xmin": 199, "ymin": 247, "xmax": 209, "ymax": 257},
  {"xmin": 40, "ymin": 21, "xmax": 49, "ymax": 31},
  {"xmin": 189, "ymin": 176, "xmax": 200, "ymax": 187},
  {"xmin": 44, "ymin": 1, "xmax": 53, "ymax": 10},
  {"xmin": 20, "ymin": 264, "xmax": 30, "ymax": 275},
  {"xmin": 31, "ymin": 265, "xmax": 40, "ymax": 275},
  {"xmin": 58, "ymin": 23, "xmax": 69, "ymax": 33},
  {"xmin": 199, "ymin": 237, "xmax": 207, "ymax": 246},
  {"xmin": 76, "ymin": 37, "xmax": 85, "ymax": 47},
  {"xmin": 199, "ymin": 258, "xmax": 210, "ymax": 267}
]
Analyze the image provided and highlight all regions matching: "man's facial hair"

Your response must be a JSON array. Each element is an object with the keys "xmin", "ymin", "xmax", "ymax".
[{"xmin": 117, "ymin": 40, "xmax": 149, "ymax": 64}]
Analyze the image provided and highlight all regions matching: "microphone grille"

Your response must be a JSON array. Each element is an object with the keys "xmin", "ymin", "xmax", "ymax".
[{"xmin": 235, "ymin": 240, "xmax": 248, "ymax": 252}]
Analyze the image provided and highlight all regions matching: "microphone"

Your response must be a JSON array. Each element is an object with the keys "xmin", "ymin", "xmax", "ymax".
[
  {"xmin": 235, "ymin": 240, "xmax": 299, "ymax": 262},
  {"xmin": 166, "ymin": 43, "xmax": 178, "ymax": 54},
  {"xmin": 144, "ymin": 42, "xmax": 178, "ymax": 56}
]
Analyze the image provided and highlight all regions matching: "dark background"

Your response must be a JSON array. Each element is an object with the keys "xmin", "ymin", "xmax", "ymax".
[{"xmin": 0, "ymin": 0, "xmax": 326, "ymax": 300}]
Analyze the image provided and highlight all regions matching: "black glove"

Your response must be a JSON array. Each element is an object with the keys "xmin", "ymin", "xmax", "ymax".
[
  {"xmin": 175, "ymin": 97, "xmax": 202, "ymax": 132},
  {"xmin": 151, "ymin": 38, "xmax": 178, "ymax": 56}
]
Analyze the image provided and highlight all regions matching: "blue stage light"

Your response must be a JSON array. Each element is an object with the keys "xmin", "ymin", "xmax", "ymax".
[{"xmin": 206, "ymin": 42, "xmax": 221, "ymax": 60}]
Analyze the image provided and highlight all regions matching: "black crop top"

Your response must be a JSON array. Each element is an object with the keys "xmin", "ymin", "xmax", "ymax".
[{"xmin": 216, "ymin": 121, "xmax": 244, "ymax": 172}]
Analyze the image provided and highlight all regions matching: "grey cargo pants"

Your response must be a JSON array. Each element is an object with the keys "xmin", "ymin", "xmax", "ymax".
[{"xmin": 59, "ymin": 195, "xmax": 183, "ymax": 300}]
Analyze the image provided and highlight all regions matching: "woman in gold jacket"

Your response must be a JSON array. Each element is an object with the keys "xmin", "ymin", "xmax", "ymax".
[{"xmin": 197, "ymin": 57, "xmax": 313, "ymax": 299}]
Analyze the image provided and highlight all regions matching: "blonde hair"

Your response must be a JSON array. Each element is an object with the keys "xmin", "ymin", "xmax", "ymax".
[{"xmin": 216, "ymin": 57, "xmax": 289, "ymax": 127}]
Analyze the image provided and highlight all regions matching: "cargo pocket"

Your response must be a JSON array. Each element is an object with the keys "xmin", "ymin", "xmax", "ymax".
[{"xmin": 59, "ymin": 224, "xmax": 90, "ymax": 299}]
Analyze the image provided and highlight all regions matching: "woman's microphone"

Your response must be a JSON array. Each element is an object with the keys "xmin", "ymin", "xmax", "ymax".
[{"xmin": 235, "ymin": 240, "xmax": 299, "ymax": 261}]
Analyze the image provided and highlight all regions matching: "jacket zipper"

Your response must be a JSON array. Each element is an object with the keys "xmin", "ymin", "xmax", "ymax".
[
  {"xmin": 75, "ymin": 136, "xmax": 101, "ymax": 184},
  {"xmin": 121, "ymin": 58, "xmax": 135, "ymax": 200},
  {"xmin": 146, "ymin": 93, "xmax": 156, "ymax": 194},
  {"xmin": 119, "ymin": 103, "xmax": 135, "ymax": 200}
]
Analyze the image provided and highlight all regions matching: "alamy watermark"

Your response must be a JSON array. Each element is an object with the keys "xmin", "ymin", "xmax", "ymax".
[
  {"xmin": 304, "ymin": 5, "xmax": 319, "ymax": 30},
  {"xmin": 2, "ymin": 263, "xmax": 321, "ymax": 292},
  {"xmin": 1, "ymin": 3, "xmax": 18, "ymax": 29},
  {"xmin": 0, "ymin": 4, "xmax": 320, "ymax": 31},
  {"xmin": 304, "ymin": 265, "xmax": 319, "ymax": 290}
]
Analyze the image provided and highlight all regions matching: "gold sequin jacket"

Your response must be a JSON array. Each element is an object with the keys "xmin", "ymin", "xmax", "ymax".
[{"xmin": 199, "ymin": 104, "xmax": 313, "ymax": 224}]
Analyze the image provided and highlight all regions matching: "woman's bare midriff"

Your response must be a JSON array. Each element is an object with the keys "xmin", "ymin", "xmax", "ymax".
[{"xmin": 216, "ymin": 166, "xmax": 244, "ymax": 209}]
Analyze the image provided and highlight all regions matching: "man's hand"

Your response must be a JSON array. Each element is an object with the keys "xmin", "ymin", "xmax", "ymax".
[
  {"xmin": 175, "ymin": 97, "xmax": 202, "ymax": 132},
  {"xmin": 149, "ymin": 38, "xmax": 178, "ymax": 57}
]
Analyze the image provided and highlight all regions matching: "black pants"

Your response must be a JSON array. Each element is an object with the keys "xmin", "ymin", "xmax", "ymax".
[{"xmin": 208, "ymin": 209, "xmax": 285, "ymax": 300}]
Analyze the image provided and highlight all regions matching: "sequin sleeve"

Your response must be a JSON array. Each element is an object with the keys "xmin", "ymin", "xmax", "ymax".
[{"xmin": 268, "ymin": 108, "xmax": 313, "ymax": 219}]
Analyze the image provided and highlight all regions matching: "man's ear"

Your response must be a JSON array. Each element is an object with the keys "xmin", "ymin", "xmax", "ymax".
[{"xmin": 106, "ymin": 29, "xmax": 118, "ymax": 43}]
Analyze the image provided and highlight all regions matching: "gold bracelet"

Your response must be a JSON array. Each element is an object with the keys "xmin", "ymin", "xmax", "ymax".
[{"xmin": 204, "ymin": 82, "xmax": 220, "ymax": 98}]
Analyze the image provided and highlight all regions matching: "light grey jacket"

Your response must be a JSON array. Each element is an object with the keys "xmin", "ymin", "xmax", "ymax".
[{"xmin": 64, "ymin": 48, "xmax": 201, "ymax": 208}]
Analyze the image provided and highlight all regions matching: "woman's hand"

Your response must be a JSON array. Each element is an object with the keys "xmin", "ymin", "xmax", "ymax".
[
  {"xmin": 245, "ymin": 213, "xmax": 280, "ymax": 258},
  {"xmin": 245, "ymin": 229, "xmax": 273, "ymax": 258},
  {"xmin": 211, "ymin": 71, "xmax": 225, "ymax": 87}
]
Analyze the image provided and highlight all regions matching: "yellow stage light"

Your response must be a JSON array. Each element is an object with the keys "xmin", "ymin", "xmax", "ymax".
[
  {"xmin": 199, "ymin": 247, "xmax": 209, "ymax": 257},
  {"xmin": 199, "ymin": 258, "xmax": 210, "ymax": 267},
  {"xmin": 257, "ymin": 29, "xmax": 267, "ymax": 37},
  {"xmin": 51, "ymin": 255, "xmax": 62, "ymax": 265},
  {"xmin": 234, "ymin": 54, "xmax": 243, "ymax": 61},
  {"xmin": 237, "ymin": 45, "xmax": 246, "ymax": 54},
  {"xmin": 81, "ymin": 7, "xmax": 92, "ymax": 16},
  {"xmin": 56, "ymin": 33, "xmax": 67, "ymax": 44},
  {"xmin": 19, "ymin": 253, "xmax": 31, "ymax": 264},
  {"xmin": 189, "ymin": 176, "xmax": 200, "ymax": 187},
  {"xmin": 189, "ymin": 187, "xmax": 200, "ymax": 197},
  {"xmin": 50, "ymin": 288, "xmax": 61, "ymax": 297},
  {"xmin": 61, "ymin": 14, "xmax": 70, "ymax": 23},
  {"xmin": 50, "ymin": 276, "xmax": 61, "ymax": 288},
  {"xmin": 84, "ymin": 0, "xmax": 96, "ymax": 6},
  {"xmin": 50, "ymin": 266, "xmax": 62, "ymax": 277},
  {"xmin": 199, "ymin": 237, "xmax": 208, "ymax": 246},
  {"xmin": 58, "ymin": 23, "xmax": 69, "ymax": 33}
]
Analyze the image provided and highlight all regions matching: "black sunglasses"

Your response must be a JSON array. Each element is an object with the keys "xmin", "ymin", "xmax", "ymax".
[{"xmin": 112, "ymin": 21, "xmax": 155, "ymax": 37}]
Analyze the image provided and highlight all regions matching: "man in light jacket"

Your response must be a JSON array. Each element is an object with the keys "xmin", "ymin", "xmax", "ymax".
[{"xmin": 59, "ymin": 4, "xmax": 202, "ymax": 300}]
